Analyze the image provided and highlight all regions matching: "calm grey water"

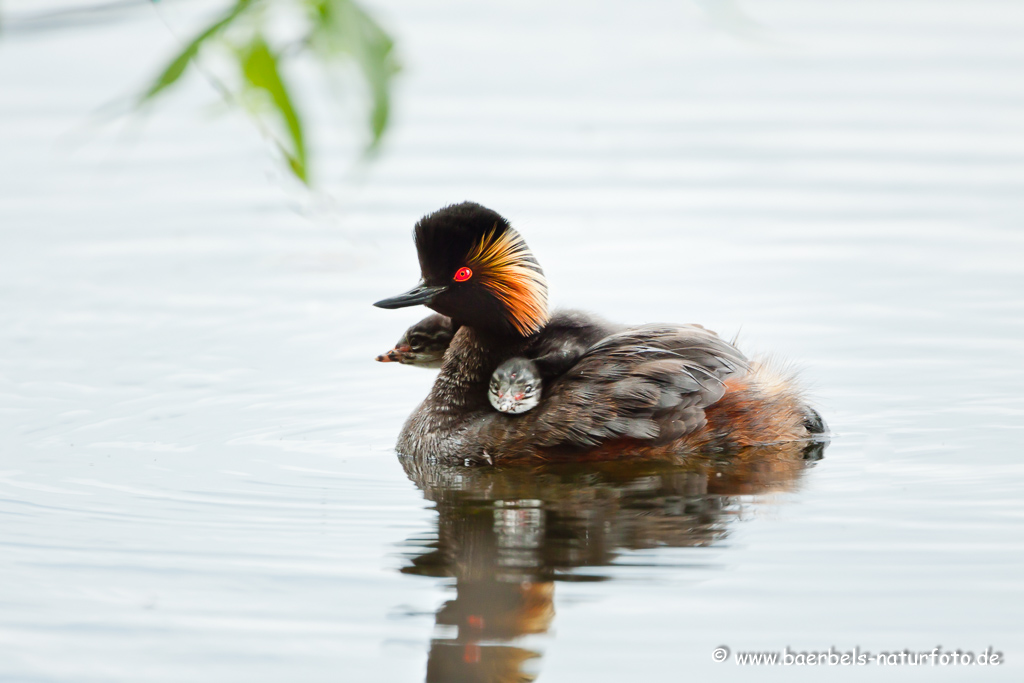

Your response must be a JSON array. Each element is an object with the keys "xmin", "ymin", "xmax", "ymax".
[{"xmin": 1, "ymin": 0, "xmax": 1023, "ymax": 681}]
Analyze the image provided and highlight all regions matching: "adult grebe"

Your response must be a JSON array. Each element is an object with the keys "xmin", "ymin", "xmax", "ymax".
[{"xmin": 375, "ymin": 202, "xmax": 825, "ymax": 464}]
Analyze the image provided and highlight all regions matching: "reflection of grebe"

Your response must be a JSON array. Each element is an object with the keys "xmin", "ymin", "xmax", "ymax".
[
  {"xmin": 375, "ymin": 202, "xmax": 826, "ymax": 464},
  {"xmin": 427, "ymin": 579, "xmax": 552, "ymax": 683},
  {"xmin": 401, "ymin": 445, "xmax": 824, "ymax": 683}
]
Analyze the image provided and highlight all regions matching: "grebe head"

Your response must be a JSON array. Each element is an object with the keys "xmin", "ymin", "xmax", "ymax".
[
  {"xmin": 488, "ymin": 357, "xmax": 542, "ymax": 414},
  {"xmin": 373, "ymin": 202, "xmax": 550, "ymax": 337},
  {"xmin": 375, "ymin": 313, "xmax": 454, "ymax": 368}
]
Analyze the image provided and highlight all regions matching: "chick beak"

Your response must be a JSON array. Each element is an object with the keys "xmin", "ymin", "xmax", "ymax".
[
  {"xmin": 375, "ymin": 345, "xmax": 411, "ymax": 363},
  {"xmin": 373, "ymin": 283, "xmax": 447, "ymax": 309}
]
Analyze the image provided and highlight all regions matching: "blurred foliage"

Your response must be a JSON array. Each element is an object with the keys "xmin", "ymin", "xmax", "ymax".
[{"xmin": 141, "ymin": 0, "xmax": 400, "ymax": 184}]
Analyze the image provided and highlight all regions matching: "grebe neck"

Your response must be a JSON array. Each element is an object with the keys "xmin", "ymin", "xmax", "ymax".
[
  {"xmin": 433, "ymin": 326, "xmax": 524, "ymax": 410},
  {"xmin": 397, "ymin": 326, "xmax": 527, "ymax": 459}
]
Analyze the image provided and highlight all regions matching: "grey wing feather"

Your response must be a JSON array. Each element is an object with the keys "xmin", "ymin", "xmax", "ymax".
[{"xmin": 524, "ymin": 324, "xmax": 748, "ymax": 449}]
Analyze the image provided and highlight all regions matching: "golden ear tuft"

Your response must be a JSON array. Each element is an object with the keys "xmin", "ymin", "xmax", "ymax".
[{"xmin": 466, "ymin": 227, "xmax": 549, "ymax": 335}]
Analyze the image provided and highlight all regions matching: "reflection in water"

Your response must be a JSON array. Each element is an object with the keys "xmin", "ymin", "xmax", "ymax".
[{"xmin": 399, "ymin": 440, "xmax": 827, "ymax": 683}]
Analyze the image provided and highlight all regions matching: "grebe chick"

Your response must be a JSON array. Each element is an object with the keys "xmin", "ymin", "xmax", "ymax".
[
  {"xmin": 489, "ymin": 358, "xmax": 542, "ymax": 414},
  {"xmin": 376, "ymin": 314, "xmax": 547, "ymax": 414},
  {"xmin": 488, "ymin": 309, "xmax": 621, "ymax": 413},
  {"xmin": 382, "ymin": 308, "xmax": 618, "ymax": 382},
  {"xmin": 375, "ymin": 313, "xmax": 455, "ymax": 368}
]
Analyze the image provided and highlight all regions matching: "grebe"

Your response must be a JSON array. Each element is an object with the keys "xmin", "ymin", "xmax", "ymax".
[
  {"xmin": 375, "ymin": 313, "xmax": 455, "ymax": 367},
  {"xmin": 489, "ymin": 358, "xmax": 542, "ymax": 414},
  {"xmin": 374, "ymin": 202, "xmax": 825, "ymax": 464}
]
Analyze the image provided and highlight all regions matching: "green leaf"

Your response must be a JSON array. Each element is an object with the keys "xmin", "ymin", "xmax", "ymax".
[
  {"xmin": 240, "ymin": 36, "xmax": 308, "ymax": 183},
  {"xmin": 350, "ymin": 2, "xmax": 398, "ymax": 149},
  {"xmin": 140, "ymin": 0, "xmax": 254, "ymax": 103},
  {"xmin": 132, "ymin": 0, "xmax": 396, "ymax": 183},
  {"xmin": 309, "ymin": 0, "xmax": 400, "ymax": 150}
]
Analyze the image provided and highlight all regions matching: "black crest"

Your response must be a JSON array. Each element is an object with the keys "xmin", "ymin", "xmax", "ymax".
[
  {"xmin": 372, "ymin": 202, "xmax": 550, "ymax": 337},
  {"xmin": 413, "ymin": 202, "xmax": 513, "ymax": 283}
]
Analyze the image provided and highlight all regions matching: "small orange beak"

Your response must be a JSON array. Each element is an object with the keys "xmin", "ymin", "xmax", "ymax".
[{"xmin": 375, "ymin": 345, "xmax": 410, "ymax": 363}]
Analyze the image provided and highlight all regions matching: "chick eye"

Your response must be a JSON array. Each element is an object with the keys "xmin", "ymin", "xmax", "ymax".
[{"xmin": 453, "ymin": 267, "xmax": 473, "ymax": 282}]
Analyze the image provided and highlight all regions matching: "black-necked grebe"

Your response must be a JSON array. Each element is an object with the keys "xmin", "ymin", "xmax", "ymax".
[{"xmin": 374, "ymin": 202, "xmax": 825, "ymax": 464}]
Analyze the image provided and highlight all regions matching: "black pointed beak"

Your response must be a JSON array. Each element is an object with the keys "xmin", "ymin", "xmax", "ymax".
[{"xmin": 373, "ymin": 283, "xmax": 447, "ymax": 309}]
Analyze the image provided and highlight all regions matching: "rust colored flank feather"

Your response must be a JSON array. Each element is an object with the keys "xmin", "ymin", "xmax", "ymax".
[
  {"xmin": 528, "ymin": 364, "xmax": 814, "ymax": 463},
  {"xmin": 466, "ymin": 227, "xmax": 550, "ymax": 335}
]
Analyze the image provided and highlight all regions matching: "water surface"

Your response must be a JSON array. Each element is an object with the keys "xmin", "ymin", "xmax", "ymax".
[{"xmin": 1, "ymin": 0, "xmax": 1022, "ymax": 681}]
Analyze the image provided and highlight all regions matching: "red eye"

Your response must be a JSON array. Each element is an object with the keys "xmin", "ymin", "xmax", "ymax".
[{"xmin": 454, "ymin": 267, "xmax": 473, "ymax": 282}]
